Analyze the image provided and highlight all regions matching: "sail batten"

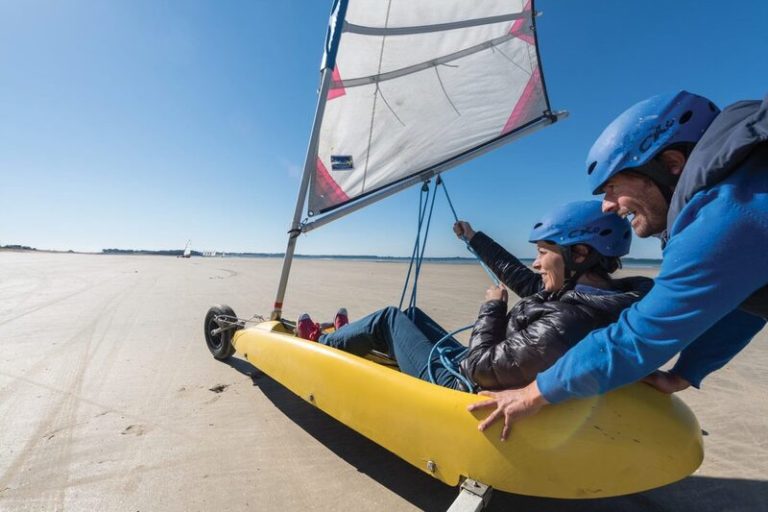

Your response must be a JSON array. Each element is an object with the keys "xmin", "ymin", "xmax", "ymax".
[
  {"xmin": 334, "ymin": 32, "xmax": 529, "ymax": 89},
  {"xmin": 343, "ymin": 12, "xmax": 528, "ymax": 36},
  {"xmin": 308, "ymin": 0, "xmax": 553, "ymax": 216}
]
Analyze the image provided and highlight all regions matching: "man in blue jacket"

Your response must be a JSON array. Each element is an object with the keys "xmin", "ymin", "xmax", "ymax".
[{"xmin": 471, "ymin": 91, "xmax": 768, "ymax": 439}]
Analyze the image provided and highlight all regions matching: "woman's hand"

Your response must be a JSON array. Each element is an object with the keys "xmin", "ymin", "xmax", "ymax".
[
  {"xmin": 467, "ymin": 381, "xmax": 549, "ymax": 440},
  {"xmin": 453, "ymin": 220, "xmax": 476, "ymax": 242},
  {"xmin": 485, "ymin": 284, "xmax": 508, "ymax": 303}
]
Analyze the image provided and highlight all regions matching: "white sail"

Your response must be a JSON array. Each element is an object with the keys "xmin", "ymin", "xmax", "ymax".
[
  {"xmin": 271, "ymin": 0, "xmax": 561, "ymax": 318},
  {"xmin": 308, "ymin": 0, "xmax": 551, "ymax": 215}
]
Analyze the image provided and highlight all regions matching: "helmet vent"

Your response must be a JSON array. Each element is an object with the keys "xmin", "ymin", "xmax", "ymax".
[
  {"xmin": 679, "ymin": 110, "xmax": 693, "ymax": 125},
  {"xmin": 708, "ymin": 102, "xmax": 717, "ymax": 112},
  {"xmin": 599, "ymin": 229, "xmax": 613, "ymax": 236},
  {"xmin": 587, "ymin": 161, "xmax": 597, "ymax": 175},
  {"xmin": 623, "ymin": 230, "xmax": 631, "ymax": 239},
  {"xmin": 533, "ymin": 222, "xmax": 543, "ymax": 229}
]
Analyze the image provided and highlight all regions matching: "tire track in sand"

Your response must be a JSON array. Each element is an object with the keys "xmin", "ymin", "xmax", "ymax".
[
  {"xmin": 0, "ymin": 273, "xmax": 117, "ymax": 328},
  {"xmin": 0, "ymin": 277, "xmax": 137, "ymax": 508}
]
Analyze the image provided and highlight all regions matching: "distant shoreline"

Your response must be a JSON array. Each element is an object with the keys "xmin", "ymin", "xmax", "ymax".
[
  {"xmin": 216, "ymin": 253, "xmax": 663, "ymax": 269},
  {"xmin": 1, "ymin": 247, "xmax": 662, "ymax": 268}
]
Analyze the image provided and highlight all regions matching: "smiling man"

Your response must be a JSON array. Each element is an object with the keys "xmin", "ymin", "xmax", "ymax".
[{"xmin": 471, "ymin": 91, "xmax": 768, "ymax": 437}]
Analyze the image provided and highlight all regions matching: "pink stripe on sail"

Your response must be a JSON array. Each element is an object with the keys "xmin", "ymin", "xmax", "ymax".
[
  {"xmin": 509, "ymin": 0, "xmax": 535, "ymax": 45},
  {"xmin": 314, "ymin": 157, "xmax": 350, "ymax": 208},
  {"xmin": 501, "ymin": 68, "xmax": 541, "ymax": 135},
  {"xmin": 512, "ymin": 31, "xmax": 535, "ymax": 46},
  {"xmin": 327, "ymin": 66, "xmax": 346, "ymax": 100}
]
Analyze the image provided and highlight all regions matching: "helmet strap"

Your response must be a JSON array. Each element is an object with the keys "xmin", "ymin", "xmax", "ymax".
[
  {"xmin": 628, "ymin": 157, "xmax": 681, "ymax": 205},
  {"xmin": 554, "ymin": 247, "xmax": 601, "ymax": 299}
]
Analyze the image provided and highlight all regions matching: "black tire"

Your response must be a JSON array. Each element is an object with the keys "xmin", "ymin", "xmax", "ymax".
[{"xmin": 204, "ymin": 304, "xmax": 238, "ymax": 360}]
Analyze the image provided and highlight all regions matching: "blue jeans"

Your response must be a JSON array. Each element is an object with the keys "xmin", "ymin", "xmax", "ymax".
[{"xmin": 318, "ymin": 306, "xmax": 467, "ymax": 390}]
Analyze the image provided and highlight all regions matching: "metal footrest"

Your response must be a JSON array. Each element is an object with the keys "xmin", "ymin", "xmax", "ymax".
[{"xmin": 447, "ymin": 479, "xmax": 493, "ymax": 512}]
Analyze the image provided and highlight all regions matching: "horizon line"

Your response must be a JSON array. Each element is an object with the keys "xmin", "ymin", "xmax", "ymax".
[{"xmin": 2, "ymin": 245, "xmax": 663, "ymax": 263}]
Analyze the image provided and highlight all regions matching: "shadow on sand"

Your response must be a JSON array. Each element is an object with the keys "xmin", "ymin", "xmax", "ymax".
[{"xmin": 223, "ymin": 357, "xmax": 768, "ymax": 512}]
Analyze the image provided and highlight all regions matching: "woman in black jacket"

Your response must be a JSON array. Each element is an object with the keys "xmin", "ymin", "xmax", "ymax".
[{"xmin": 297, "ymin": 200, "xmax": 653, "ymax": 392}]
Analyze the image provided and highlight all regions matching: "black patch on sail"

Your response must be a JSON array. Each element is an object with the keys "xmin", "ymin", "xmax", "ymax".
[{"xmin": 331, "ymin": 155, "xmax": 355, "ymax": 171}]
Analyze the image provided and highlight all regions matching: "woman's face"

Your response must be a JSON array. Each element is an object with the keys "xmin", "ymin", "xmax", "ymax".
[{"xmin": 533, "ymin": 242, "xmax": 566, "ymax": 292}]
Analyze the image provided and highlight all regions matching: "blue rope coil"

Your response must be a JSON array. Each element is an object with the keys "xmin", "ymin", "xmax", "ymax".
[{"xmin": 427, "ymin": 324, "xmax": 476, "ymax": 392}]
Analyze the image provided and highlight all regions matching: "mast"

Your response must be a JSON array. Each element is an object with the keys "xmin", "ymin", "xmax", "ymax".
[{"xmin": 271, "ymin": 0, "xmax": 349, "ymax": 321}]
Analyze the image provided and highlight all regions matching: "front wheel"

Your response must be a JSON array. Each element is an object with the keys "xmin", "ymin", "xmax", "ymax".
[{"xmin": 204, "ymin": 304, "xmax": 238, "ymax": 360}]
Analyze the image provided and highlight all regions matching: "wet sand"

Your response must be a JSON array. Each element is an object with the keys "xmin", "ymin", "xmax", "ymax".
[{"xmin": 0, "ymin": 252, "xmax": 766, "ymax": 511}]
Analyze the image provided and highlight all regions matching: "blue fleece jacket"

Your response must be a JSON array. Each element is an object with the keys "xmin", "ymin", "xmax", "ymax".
[{"xmin": 537, "ymin": 96, "xmax": 768, "ymax": 403}]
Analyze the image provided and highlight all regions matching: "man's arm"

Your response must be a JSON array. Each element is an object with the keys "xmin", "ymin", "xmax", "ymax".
[
  {"xmin": 536, "ymin": 189, "xmax": 768, "ymax": 403},
  {"xmin": 671, "ymin": 308, "xmax": 766, "ymax": 387},
  {"xmin": 643, "ymin": 308, "xmax": 765, "ymax": 393}
]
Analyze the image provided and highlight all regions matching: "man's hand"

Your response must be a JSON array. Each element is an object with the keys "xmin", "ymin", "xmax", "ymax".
[
  {"xmin": 453, "ymin": 220, "xmax": 476, "ymax": 242},
  {"xmin": 642, "ymin": 370, "xmax": 691, "ymax": 394},
  {"xmin": 484, "ymin": 284, "xmax": 508, "ymax": 303},
  {"xmin": 467, "ymin": 381, "xmax": 549, "ymax": 440}
]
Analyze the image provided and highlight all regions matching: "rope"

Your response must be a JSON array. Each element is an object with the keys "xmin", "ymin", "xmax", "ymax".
[
  {"xmin": 427, "ymin": 323, "xmax": 476, "ymax": 392},
  {"xmin": 398, "ymin": 182, "xmax": 431, "ymax": 310},
  {"xmin": 438, "ymin": 177, "xmax": 501, "ymax": 286},
  {"xmin": 408, "ymin": 180, "xmax": 439, "ymax": 314},
  {"xmin": 400, "ymin": 176, "xmax": 501, "ymax": 315}
]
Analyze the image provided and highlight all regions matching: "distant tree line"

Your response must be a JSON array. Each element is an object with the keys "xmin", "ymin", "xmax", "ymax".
[
  {"xmin": 102, "ymin": 248, "xmax": 202, "ymax": 257},
  {"xmin": 1, "ymin": 244, "xmax": 37, "ymax": 251}
]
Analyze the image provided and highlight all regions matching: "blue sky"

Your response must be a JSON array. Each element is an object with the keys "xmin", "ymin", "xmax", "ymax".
[{"xmin": 1, "ymin": 0, "xmax": 766, "ymax": 258}]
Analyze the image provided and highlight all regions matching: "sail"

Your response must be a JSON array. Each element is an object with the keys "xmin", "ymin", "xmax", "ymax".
[{"xmin": 308, "ymin": 0, "xmax": 551, "ymax": 216}]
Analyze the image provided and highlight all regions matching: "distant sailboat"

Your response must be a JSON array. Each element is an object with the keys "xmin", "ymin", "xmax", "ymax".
[{"xmin": 182, "ymin": 240, "xmax": 192, "ymax": 258}]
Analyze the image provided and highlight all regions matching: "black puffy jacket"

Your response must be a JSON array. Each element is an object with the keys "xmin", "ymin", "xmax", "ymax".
[{"xmin": 459, "ymin": 232, "xmax": 653, "ymax": 390}]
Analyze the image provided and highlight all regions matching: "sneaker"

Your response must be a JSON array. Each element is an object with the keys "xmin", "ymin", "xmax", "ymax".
[
  {"xmin": 334, "ymin": 308, "xmax": 349, "ymax": 330},
  {"xmin": 296, "ymin": 313, "xmax": 321, "ymax": 341}
]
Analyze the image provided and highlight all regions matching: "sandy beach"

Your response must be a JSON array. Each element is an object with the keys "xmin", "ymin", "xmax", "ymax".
[{"xmin": 0, "ymin": 252, "xmax": 766, "ymax": 511}]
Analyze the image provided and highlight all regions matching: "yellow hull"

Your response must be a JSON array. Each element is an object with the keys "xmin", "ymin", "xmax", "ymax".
[{"xmin": 232, "ymin": 321, "xmax": 703, "ymax": 499}]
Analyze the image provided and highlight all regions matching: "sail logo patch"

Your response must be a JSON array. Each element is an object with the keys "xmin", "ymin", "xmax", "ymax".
[{"xmin": 331, "ymin": 155, "xmax": 354, "ymax": 171}]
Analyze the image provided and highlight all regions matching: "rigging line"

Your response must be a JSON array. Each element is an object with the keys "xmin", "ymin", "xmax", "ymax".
[
  {"xmin": 344, "ymin": 12, "xmax": 528, "ymax": 36},
  {"xmin": 409, "ymin": 180, "xmax": 439, "ymax": 312},
  {"xmin": 408, "ymin": 183, "xmax": 437, "ymax": 315},
  {"xmin": 376, "ymin": 84, "xmax": 406, "ymax": 127},
  {"xmin": 404, "ymin": 183, "xmax": 433, "ymax": 314},
  {"xmin": 528, "ymin": 45, "xmax": 540, "ymax": 85},
  {"xmin": 434, "ymin": 66, "xmax": 461, "ymax": 116},
  {"xmin": 438, "ymin": 177, "xmax": 501, "ymax": 286},
  {"xmin": 401, "ymin": 187, "xmax": 427, "ymax": 309},
  {"xmin": 399, "ymin": 183, "xmax": 430, "ymax": 310},
  {"xmin": 361, "ymin": 0, "xmax": 394, "ymax": 195},
  {"xmin": 492, "ymin": 46, "xmax": 532, "ymax": 76},
  {"xmin": 524, "ymin": 22, "xmax": 538, "ymax": 81},
  {"xmin": 337, "ymin": 31, "xmax": 524, "ymax": 89},
  {"xmin": 438, "ymin": 176, "xmax": 460, "ymax": 220}
]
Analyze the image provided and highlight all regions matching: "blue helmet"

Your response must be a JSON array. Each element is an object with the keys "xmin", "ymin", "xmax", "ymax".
[
  {"xmin": 586, "ymin": 91, "xmax": 720, "ymax": 194},
  {"xmin": 529, "ymin": 200, "xmax": 631, "ymax": 257}
]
